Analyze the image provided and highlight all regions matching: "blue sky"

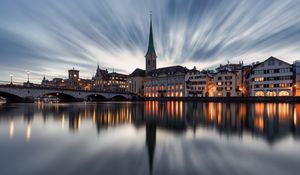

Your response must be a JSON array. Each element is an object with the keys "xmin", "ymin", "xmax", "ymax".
[{"xmin": 1, "ymin": 0, "xmax": 300, "ymax": 83}]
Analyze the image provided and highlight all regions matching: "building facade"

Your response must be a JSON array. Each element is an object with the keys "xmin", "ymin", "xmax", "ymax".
[
  {"xmin": 144, "ymin": 66, "xmax": 187, "ymax": 97},
  {"xmin": 107, "ymin": 72, "xmax": 128, "ymax": 92},
  {"xmin": 212, "ymin": 70, "xmax": 243, "ymax": 97},
  {"xmin": 127, "ymin": 68, "xmax": 145, "ymax": 96},
  {"xmin": 92, "ymin": 65, "xmax": 109, "ymax": 91},
  {"xmin": 185, "ymin": 68, "xmax": 213, "ymax": 97},
  {"xmin": 210, "ymin": 63, "xmax": 244, "ymax": 97},
  {"xmin": 250, "ymin": 57, "xmax": 294, "ymax": 96}
]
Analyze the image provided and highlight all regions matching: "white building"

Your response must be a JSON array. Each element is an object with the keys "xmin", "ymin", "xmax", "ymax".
[
  {"xmin": 210, "ymin": 62, "xmax": 244, "ymax": 97},
  {"xmin": 212, "ymin": 69, "xmax": 243, "ymax": 97},
  {"xmin": 250, "ymin": 56, "xmax": 294, "ymax": 96},
  {"xmin": 185, "ymin": 68, "xmax": 213, "ymax": 97}
]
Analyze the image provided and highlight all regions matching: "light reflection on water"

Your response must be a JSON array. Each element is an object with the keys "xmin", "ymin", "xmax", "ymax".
[{"xmin": 0, "ymin": 101, "xmax": 300, "ymax": 175}]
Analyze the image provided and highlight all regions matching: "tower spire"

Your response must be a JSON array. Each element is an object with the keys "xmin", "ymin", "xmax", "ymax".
[
  {"xmin": 146, "ymin": 11, "xmax": 156, "ymax": 55},
  {"xmin": 145, "ymin": 11, "xmax": 157, "ymax": 74}
]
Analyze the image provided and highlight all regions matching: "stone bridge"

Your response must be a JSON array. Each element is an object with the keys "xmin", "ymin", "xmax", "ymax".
[{"xmin": 0, "ymin": 85, "xmax": 137, "ymax": 103}]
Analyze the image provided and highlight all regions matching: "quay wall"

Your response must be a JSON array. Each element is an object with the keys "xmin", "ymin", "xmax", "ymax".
[{"xmin": 141, "ymin": 97, "xmax": 300, "ymax": 103}]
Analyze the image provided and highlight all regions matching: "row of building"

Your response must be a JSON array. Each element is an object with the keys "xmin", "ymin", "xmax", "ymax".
[
  {"xmin": 41, "ymin": 15, "xmax": 300, "ymax": 97},
  {"xmin": 41, "ymin": 65, "xmax": 128, "ymax": 92}
]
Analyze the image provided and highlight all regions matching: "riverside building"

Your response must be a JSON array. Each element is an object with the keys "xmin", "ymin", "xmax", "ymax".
[
  {"xmin": 92, "ymin": 65, "xmax": 128, "ymax": 92},
  {"xmin": 185, "ymin": 67, "xmax": 213, "ymax": 97},
  {"xmin": 142, "ymin": 14, "xmax": 188, "ymax": 97},
  {"xmin": 127, "ymin": 68, "xmax": 145, "ymax": 96},
  {"xmin": 212, "ymin": 62, "xmax": 244, "ymax": 97},
  {"xmin": 249, "ymin": 56, "xmax": 294, "ymax": 96}
]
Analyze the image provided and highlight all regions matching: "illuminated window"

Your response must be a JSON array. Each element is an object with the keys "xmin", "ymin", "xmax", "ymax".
[
  {"xmin": 254, "ymin": 77, "xmax": 264, "ymax": 82},
  {"xmin": 266, "ymin": 91, "xmax": 276, "ymax": 96},
  {"xmin": 255, "ymin": 91, "xmax": 264, "ymax": 96},
  {"xmin": 279, "ymin": 91, "xmax": 289, "ymax": 96}
]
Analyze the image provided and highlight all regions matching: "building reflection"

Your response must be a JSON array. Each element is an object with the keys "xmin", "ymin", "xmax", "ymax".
[
  {"xmin": 0, "ymin": 101, "xmax": 300, "ymax": 143},
  {"xmin": 146, "ymin": 121, "xmax": 156, "ymax": 174}
]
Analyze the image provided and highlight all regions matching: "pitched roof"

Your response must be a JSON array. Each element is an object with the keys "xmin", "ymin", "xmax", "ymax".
[
  {"xmin": 147, "ymin": 65, "xmax": 188, "ymax": 76},
  {"xmin": 94, "ymin": 66, "xmax": 109, "ymax": 79},
  {"xmin": 252, "ymin": 56, "xmax": 292, "ymax": 69},
  {"xmin": 129, "ymin": 68, "xmax": 146, "ymax": 77},
  {"xmin": 108, "ymin": 72, "xmax": 128, "ymax": 78}
]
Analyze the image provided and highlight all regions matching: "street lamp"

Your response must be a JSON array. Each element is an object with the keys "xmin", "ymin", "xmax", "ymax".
[{"xmin": 10, "ymin": 73, "xmax": 13, "ymax": 85}]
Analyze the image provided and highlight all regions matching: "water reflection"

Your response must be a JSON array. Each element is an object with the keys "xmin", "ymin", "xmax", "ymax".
[
  {"xmin": 0, "ymin": 102, "xmax": 300, "ymax": 175},
  {"xmin": 1, "ymin": 102, "xmax": 300, "ymax": 142}
]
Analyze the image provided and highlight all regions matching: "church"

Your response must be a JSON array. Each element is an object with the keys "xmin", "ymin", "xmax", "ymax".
[{"xmin": 128, "ymin": 14, "xmax": 188, "ymax": 97}]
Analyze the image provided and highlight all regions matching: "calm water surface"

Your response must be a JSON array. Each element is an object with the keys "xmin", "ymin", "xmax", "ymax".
[{"xmin": 0, "ymin": 101, "xmax": 300, "ymax": 175}]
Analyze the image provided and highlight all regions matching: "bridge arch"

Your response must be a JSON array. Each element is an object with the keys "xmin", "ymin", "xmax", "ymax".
[
  {"xmin": 0, "ymin": 91, "xmax": 25, "ymax": 103},
  {"xmin": 111, "ymin": 95, "xmax": 128, "ymax": 100},
  {"xmin": 86, "ymin": 94, "xmax": 107, "ymax": 101},
  {"xmin": 39, "ymin": 92, "xmax": 79, "ymax": 102}
]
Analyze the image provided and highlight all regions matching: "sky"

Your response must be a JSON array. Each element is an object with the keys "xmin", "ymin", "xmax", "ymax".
[{"xmin": 1, "ymin": 0, "xmax": 300, "ymax": 83}]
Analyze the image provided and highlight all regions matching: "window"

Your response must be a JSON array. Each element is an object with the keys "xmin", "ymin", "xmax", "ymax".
[
  {"xmin": 279, "ymin": 91, "xmax": 289, "ymax": 96},
  {"xmin": 225, "ymin": 87, "xmax": 231, "ymax": 91},
  {"xmin": 268, "ymin": 60, "xmax": 275, "ymax": 66},
  {"xmin": 254, "ymin": 77, "xmax": 264, "ymax": 82},
  {"xmin": 255, "ymin": 70, "xmax": 264, "ymax": 74},
  {"xmin": 279, "ymin": 68, "xmax": 291, "ymax": 73},
  {"xmin": 225, "ymin": 76, "xmax": 232, "ymax": 80},
  {"xmin": 266, "ymin": 91, "xmax": 276, "ymax": 96},
  {"xmin": 255, "ymin": 91, "xmax": 264, "ymax": 96}
]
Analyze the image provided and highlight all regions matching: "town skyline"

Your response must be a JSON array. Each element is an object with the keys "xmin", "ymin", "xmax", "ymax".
[{"xmin": 1, "ymin": 0, "xmax": 300, "ymax": 83}]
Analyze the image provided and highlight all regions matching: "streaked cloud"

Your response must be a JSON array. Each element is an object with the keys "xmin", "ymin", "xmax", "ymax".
[{"xmin": 1, "ymin": 0, "xmax": 300, "ymax": 82}]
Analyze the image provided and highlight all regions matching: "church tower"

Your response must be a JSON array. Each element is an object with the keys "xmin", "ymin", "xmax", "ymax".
[{"xmin": 145, "ymin": 12, "xmax": 157, "ymax": 74}]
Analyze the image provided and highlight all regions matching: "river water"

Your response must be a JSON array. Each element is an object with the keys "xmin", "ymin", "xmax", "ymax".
[{"xmin": 0, "ymin": 101, "xmax": 300, "ymax": 175}]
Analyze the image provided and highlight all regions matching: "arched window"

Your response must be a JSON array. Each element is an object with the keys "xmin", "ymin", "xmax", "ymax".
[
  {"xmin": 266, "ymin": 91, "xmax": 276, "ymax": 96},
  {"xmin": 278, "ymin": 91, "xmax": 289, "ymax": 96},
  {"xmin": 255, "ymin": 91, "xmax": 264, "ymax": 96}
]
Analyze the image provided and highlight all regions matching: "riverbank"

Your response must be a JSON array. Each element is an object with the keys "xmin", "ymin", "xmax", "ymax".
[{"xmin": 142, "ymin": 96, "xmax": 300, "ymax": 103}]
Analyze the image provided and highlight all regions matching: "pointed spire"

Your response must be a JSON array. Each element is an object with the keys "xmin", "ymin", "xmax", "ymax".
[{"xmin": 146, "ymin": 11, "xmax": 156, "ymax": 56}]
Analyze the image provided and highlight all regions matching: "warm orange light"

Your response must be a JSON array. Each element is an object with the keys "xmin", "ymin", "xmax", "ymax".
[
  {"xmin": 26, "ymin": 124, "xmax": 31, "ymax": 141},
  {"xmin": 9, "ymin": 122, "xmax": 14, "ymax": 139}
]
